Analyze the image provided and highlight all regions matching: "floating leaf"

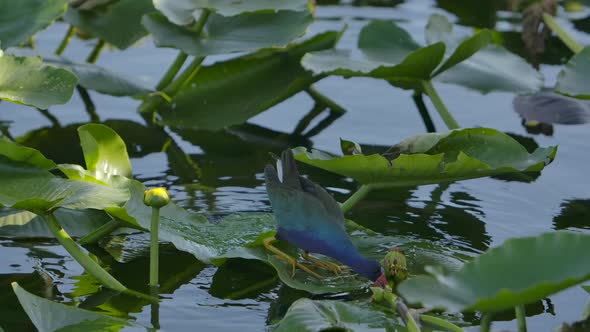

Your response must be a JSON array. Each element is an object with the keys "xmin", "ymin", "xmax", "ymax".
[
  {"xmin": 514, "ymin": 92, "xmax": 590, "ymax": 124},
  {"xmin": 273, "ymin": 299, "xmax": 403, "ymax": 331},
  {"xmin": 293, "ymin": 128, "xmax": 557, "ymax": 187},
  {"xmin": 64, "ymin": 0, "xmax": 154, "ymax": 49},
  {"xmin": 0, "ymin": 136, "xmax": 55, "ymax": 170},
  {"xmin": 0, "ymin": 140, "xmax": 128, "ymax": 213},
  {"xmin": 43, "ymin": 56, "xmax": 151, "ymax": 96},
  {"xmin": 153, "ymin": 0, "xmax": 309, "ymax": 24},
  {"xmin": 159, "ymin": 30, "xmax": 341, "ymax": 130},
  {"xmin": 78, "ymin": 124, "xmax": 133, "ymax": 178},
  {"xmin": 0, "ymin": 0, "xmax": 67, "ymax": 48},
  {"xmin": 398, "ymin": 231, "xmax": 590, "ymax": 312},
  {"xmin": 143, "ymin": 10, "xmax": 313, "ymax": 57},
  {"xmin": 0, "ymin": 208, "xmax": 110, "ymax": 238},
  {"xmin": 0, "ymin": 55, "xmax": 77, "ymax": 109},
  {"xmin": 12, "ymin": 282, "xmax": 136, "ymax": 331},
  {"xmin": 556, "ymin": 46, "xmax": 590, "ymax": 99},
  {"xmin": 303, "ymin": 15, "xmax": 542, "ymax": 94}
]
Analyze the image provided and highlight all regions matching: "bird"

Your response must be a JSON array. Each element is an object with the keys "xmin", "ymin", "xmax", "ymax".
[{"xmin": 263, "ymin": 149, "xmax": 387, "ymax": 285}]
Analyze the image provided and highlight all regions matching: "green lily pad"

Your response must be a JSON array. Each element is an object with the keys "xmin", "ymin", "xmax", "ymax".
[
  {"xmin": 302, "ymin": 14, "xmax": 542, "ymax": 94},
  {"xmin": 293, "ymin": 128, "xmax": 557, "ymax": 187},
  {"xmin": 12, "ymin": 282, "xmax": 137, "ymax": 331},
  {"xmin": 0, "ymin": 55, "xmax": 77, "ymax": 109},
  {"xmin": 0, "ymin": 136, "xmax": 55, "ymax": 170},
  {"xmin": 78, "ymin": 124, "xmax": 133, "ymax": 178},
  {"xmin": 143, "ymin": 10, "xmax": 313, "ymax": 57},
  {"xmin": 556, "ymin": 46, "xmax": 590, "ymax": 99},
  {"xmin": 0, "ymin": 140, "xmax": 128, "ymax": 213},
  {"xmin": 272, "ymin": 299, "xmax": 403, "ymax": 331},
  {"xmin": 43, "ymin": 56, "xmax": 151, "ymax": 96},
  {"xmin": 154, "ymin": 0, "xmax": 309, "ymax": 24},
  {"xmin": 398, "ymin": 231, "xmax": 590, "ymax": 312},
  {"xmin": 0, "ymin": 0, "xmax": 67, "ymax": 48},
  {"xmin": 159, "ymin": 30, "xmax": 342, "ymax": 130},
  {"xmin": 0, "ymin": 208, "xmax": 110, "ymax": 238},
  {"xmin": 64, "ymin": 0, "xmax": 154, "ymax": 49}
]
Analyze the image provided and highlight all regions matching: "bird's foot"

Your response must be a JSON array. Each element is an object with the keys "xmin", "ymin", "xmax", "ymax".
[
  {"xmin": 302, "ymin": 251, "xmax": 347, "ymax": 275},
  {"xmin": 263, "ymin": 236, "xmax": 322, "ymax": 279}
]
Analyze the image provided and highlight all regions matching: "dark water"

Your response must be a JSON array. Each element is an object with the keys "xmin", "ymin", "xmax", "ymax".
[{"xmin": 1, "ymin": 1, "xmax": 589, "ymax": 331}]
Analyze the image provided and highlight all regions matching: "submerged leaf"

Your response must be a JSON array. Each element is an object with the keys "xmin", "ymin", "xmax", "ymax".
[
  {"xmin": 273, "ymin": 299, "xmax": 403, "ymax": 331},
  {"xmin": 293, "ymin": 128, "xmax": 557, "ymax": 187},
  {"xmin": 143, "ymin": 10, "xmax": 313, "ymax": 57},
  {"xmin": 399, "ymin": 231, "xmax": 590, "ymax": 312},
  {"xmin": 12, "ymin": 282, "xmax": 136, "ymax": 331},
  {"xmin": 64, "ymin": 0, "xmax": 154, "ymax": 49},
  {"xmin": 0, "ymin": 0, "xmax": 67, "ymax": 48},
  {"xmin": 0, "ymin": 55, "xmax": 77, "ymax": 109},
  {"xmin": 514, "ymin": 91, "xmax": 590, "ymax": 124}
]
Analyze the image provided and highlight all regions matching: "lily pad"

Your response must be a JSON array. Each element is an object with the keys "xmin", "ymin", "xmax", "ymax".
[
  {"xmin": 64, "ymin": 0, "xmax": 154, "ymax": 49},
  {"xmin": 0, "ymin": 140, "xmax": 128, "ymax": 213},
  {"xmin": 143, "ymin": 10, "xmax": 313, "ymax": 57},
  {"xmin": 272, "ymin": 299, "xmax": 403, "ymax": 331},
  {"xmin": 398, "ymin": 231, "xmax": 590, "ymax": 312},
  {"xmin": 78, "ymin": 124, "xmax": 132, "ymax": 178},
  {"xmin": 556, "ymin": 46, "xmax": 590, "ymax": 99},
  {"xmin": 293, "ymin": 128, "xmax": 557, "ymax": 187},
  {"xmin": 159, "ymin": 30, "xmax": 342, "ymax": 130},
  {"xmin": 43, "ymin": 56, "xmax": 151, "ymax": 96},
  {"xmin": 0, "ymin": 208, "xmax": 110, "ymax": 239},
  {"xmin": 0, "ymin": 136, "xmax": 55, "ymax": 170},
  {"xmin": 0, "ymin": 0, "xmax": 67, "ymax": 48},
  {"xmin": 302, "ymin": 14, "xmax": 542, "ymax": 94},
  {"xmin": 0, "ymin": 55, "xmax": 77, "ymax": 109},
  {"xmin": 153, "ymin": 0, "xmax": 309, "ymax": 24},
  {"xmin": 12, "ymin": 282, "xmax": 136, "ymax": 331}
]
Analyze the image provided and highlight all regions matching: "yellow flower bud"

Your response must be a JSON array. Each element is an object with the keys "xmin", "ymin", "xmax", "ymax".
[{"xmin": 143, "ymin": 187, "xmax": 170, "ymax": 208}]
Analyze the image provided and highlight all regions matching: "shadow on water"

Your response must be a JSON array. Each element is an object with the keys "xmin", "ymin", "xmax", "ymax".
[{"xmin": 553, "ymin": 199, "xmax": 590, "ymax": 230}]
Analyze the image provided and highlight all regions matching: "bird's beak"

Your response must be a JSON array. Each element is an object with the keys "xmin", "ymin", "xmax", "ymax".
[{"xmin": 374, "ymin": 273, "xmax": 388, "ymax": 288}]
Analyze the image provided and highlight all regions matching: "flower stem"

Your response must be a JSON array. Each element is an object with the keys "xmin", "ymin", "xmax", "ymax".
[
  {"xmin": 543, "ymin": 14, "xmax": 584, "ymax": 54},
  {"xmin": 55, "ymin": 25, "xmax": 75, "ymax": 56},
  {"xmin": 412, "ymin": 92, "xmax": 436, "ymax": 133},
  {"xmin": 306, "ymin": 86, "xmax": 347, "ymax": 114},
  {"xmin": 86, "ymin": 39, "xmax": 105, "ymax": 64},
  {"xmin": 420, "ymin": 315, "xmax": 464, "ymax": 332},
  {"xmin": 43, "ymin": 213, "xmax": 126, "ymax": 292},
  {"xmin": 515, "ymin": 305, "xmax": 527, "ymax": 332},
  {"xmin": 421, "ymin": 80, "xmax": 460, "ymax": 130},
  {"xmin": 480, "ymin": 313, "xmax": 493, "ymax": 332},
  {"xmin": 341, "ymin": 184, "xmax": 372, "ymax": 214},
  {"xmin": 79, "ymin": 219, "xmax": 121, "ymax": 245},
  {"xmin": 150, "ymin": 206, "xmax": 160, "ymax": 287},
  {"xmin": 156, "ymin": 52, "xmax": 188, "ymax": 91}
]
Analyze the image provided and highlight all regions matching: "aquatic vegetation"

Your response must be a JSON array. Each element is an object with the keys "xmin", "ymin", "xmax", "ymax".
[{"xmin": 0, "ymin": 0, "xmax": 589, "ymax": 331}]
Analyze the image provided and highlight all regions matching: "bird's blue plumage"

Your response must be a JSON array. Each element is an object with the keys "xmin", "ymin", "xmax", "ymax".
[{"xmin": 264, "ymin": 150, "xmax": 382, "ymax": 281}]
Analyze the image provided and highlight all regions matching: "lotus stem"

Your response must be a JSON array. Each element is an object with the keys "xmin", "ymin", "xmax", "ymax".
[
  {"xmin": 77, "ymin": 86, "xmax": 99, "ymax": 122},
  {"xmin": 396, "ymin": 298, "xmax": 421, "ymax": 332},
  {"xmin": 480, "ymin": 313, "xmax": 493, "ymax": 332},
  {"xmin": 515, "ymin": 305, "xmax": 527, "ymax": 332},
  {"xmin": 306, "ymin": 86, "xmax": 347, "ymax": 114},
  {"xmin": 421, "ymin": 80, "xmax": 460, "ymax": 130},
  {"xmin": 420, "ymin": 315, "xmax": 464, "ymax": 332},
  {"xmin": 412, "ymin": 92, "xmax": 436, "ymax": 133},
  {"xmin": 156, "ymin": 52, "xmax": 189, "ymax": 91},
  {"xmin": 55, "ymin": 25, "xmax": 75, "ymax": 55},
  {"xmin": 341, "ymin": 184, "xmax": 372, "ymax": 214},
  {"xmin": 43, "ymin": 213, "xmax": 127, "ymax": 292},
  {"xmin": 543, "ymin": 14, "xmax": 584, "ymax": 54},
  {"xmin": 150, "ymin": 286, "xmax": 160, "ymax": 329},
  {"xmin": 79, "ymin": 219, "xmax": 121, "ymax": 245},
  {"xmin": 144, "ymin": 188, "xmax": 171, "ymax": 287},
  {"xmin": 86, "ymin": 39, "xmax": 106, "ymax": 64}
]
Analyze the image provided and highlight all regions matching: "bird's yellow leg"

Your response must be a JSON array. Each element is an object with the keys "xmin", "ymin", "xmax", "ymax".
[
  {"xmin": 263, "ymin": 236, "xmax": 322, "ymax": 279},
  {"xmin": 302, "ymin": 251, "xmax": 348, "ymax": 275}
]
